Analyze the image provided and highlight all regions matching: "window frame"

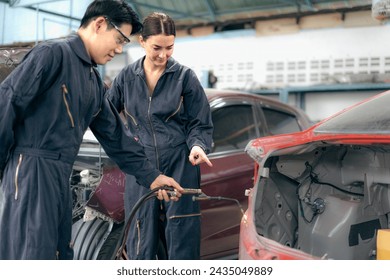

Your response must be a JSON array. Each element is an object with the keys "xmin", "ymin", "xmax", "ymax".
[{"xmin": 209, "ymin": 97, "xmax": 264, "ymax": 156}]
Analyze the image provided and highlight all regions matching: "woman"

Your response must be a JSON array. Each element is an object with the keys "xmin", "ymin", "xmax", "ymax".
[{"xmin": 108, "ymin": 12, "xmax": 213, "ymax": 260}]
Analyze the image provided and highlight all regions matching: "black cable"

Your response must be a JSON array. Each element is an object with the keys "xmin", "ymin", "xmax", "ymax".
[
  {"xmin": 298, "ymin": 193, "xmax": 318, "ymax": 223},
  {"xmin": 194, "ymin": 195, "xmax": 245, "ymax": 216},
  {"xmin": 113, "ymin": 187, "xmax": 245, "ymax": 259},
  {"xmin": 305, "ymin": 161, "xmax": 363, "ymax": 197},
  {"xmin": 114, "ymin": 186, "xmax": 173, "ymax": 260},
  {"xmin": 298, "ymin": 161, "xmax": 364, "ymax": 224}
]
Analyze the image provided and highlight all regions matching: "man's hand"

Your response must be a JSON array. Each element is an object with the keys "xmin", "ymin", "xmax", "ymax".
[
  {"xmin": 150, "ymin": 174, "xmax": 183, "ymax": 202},
  {"xmin": 189, "ymin": 145, "xmax": 213, "ymax": 167}
]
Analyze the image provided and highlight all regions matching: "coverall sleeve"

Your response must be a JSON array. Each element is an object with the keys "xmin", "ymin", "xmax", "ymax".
[
  {"xmin": 0, "ymin": 45, "xmax": 60, "ymax": 173},
  {"xmin": 89, "ymin": 95, "xmax": 161, "ymax": 188},
  {"xmin": 183, "ymin": 70, "xmax": 214, "ymax": 154}
]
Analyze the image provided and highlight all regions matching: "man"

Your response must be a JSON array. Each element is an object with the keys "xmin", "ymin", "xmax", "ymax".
[{"xmin": 0, "ymin": 0, "xmax": 182, "ymax": 260}]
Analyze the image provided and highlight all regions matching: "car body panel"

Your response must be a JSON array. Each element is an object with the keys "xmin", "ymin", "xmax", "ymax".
[
  {"xmin": 240, "ymin": 90, "xmax": 390, "ymax": 260},
  {"xmin": 199, "ymin": 151, "xmax": 253, "ymax": 259}
]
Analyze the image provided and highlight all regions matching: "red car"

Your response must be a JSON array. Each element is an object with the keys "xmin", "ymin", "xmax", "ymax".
[
  {"xmin": 239, "ymin": 90, "xmax": 390, "ymax": 260},
  {"xmin": 71, "ymin": 88, "xmax": 311, "ymax": 260}
]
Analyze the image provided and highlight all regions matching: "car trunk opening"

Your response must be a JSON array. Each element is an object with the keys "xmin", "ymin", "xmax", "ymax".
[{"xmin": 253, "ymin": 143, "xmax": 390, "ymax": 260}]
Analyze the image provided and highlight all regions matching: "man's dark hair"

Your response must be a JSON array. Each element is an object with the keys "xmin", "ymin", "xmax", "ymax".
[
  {"xmin": 80, "ymin": 0, "xmax": 142, "ymax": 35},
  {"xmin": 141, "ymin": 12, "xmax": 176, "ymax": 40}
]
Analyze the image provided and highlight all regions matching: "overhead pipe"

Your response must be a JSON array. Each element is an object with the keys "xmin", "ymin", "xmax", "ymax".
[
  {"xmin": 9, "ymin": 0, "xmax": 63, "ymax": 7},
  {"xmin": 35, "ymin": 3, "xmax": 39, "ymax": 46},
  {"xmin": 1, "ymin": 3, "xmax": 5, "ymax": 44}
]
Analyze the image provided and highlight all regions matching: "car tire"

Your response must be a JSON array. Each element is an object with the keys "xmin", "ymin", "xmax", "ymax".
[
  {"xmin": 72, "ymin": 218, "xmax": 123, "ymax": 260},
  {"xmin": 97, "ymin": 222, "xmax": 124, "ymax": 260}
]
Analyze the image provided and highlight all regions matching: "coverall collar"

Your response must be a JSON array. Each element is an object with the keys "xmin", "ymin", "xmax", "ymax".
[
  {"xmin": 135, "ymin": 56, "xmax": 179, "ymax": 76},
  {"xmin": 68, "ymin": 33, "xmax": 97, "ymax": 67}
]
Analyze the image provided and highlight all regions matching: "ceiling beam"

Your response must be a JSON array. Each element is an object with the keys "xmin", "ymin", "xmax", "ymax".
[
  {"xmin": 303, "ymin": 0, "xmax": 315, "ymax": 10},
  {"xmin": 126, "ymin": 0, "xmax": 210, "ymax": 21},
  {"xmin": 9, "ymin": 0, "xmax": 63, "ymax": 7},
  {"xmin": 24, "ymin": 5, "xmax": 80, "ymax": 21},
  {"xmin": 175, "ymin": 4, "xmax": 372, "ymax": 30},
  {"xmin": 203, "ymin": 0, "xmax": 216, "ymax": 22}
]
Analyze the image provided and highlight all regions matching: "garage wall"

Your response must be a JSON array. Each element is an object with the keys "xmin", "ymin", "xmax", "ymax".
[
  {"xmin": 0, "ymin": 2, "xmax": 82, "ymax": 44},
  {"xmin": 304, "ymin": 91, "xmax": 383, "ymax": 122},
  {"xmin": 117, "ymin": 22, "xmax": 390, "ymax": 122},
  {"xmin": 171, "ymin": 24, "xmax": 390, "ymax": 90}
]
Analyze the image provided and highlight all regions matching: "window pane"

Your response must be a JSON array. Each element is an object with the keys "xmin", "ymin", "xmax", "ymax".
[
  {"xmin": 212, "ymin": 105, "xmax": 257, "ymax": 153},
  {"xmin": 263, "ymin": 108, "xmax": 301, "ymax": 135}
]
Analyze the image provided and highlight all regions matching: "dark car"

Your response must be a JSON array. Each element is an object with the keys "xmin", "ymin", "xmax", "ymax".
[
  {"xmin": 71, "ymin": 88, "xmax": 311, "ymax": 260},
  {"xmin": 239, "ymin": 90, "xmax": 390, "ymax": 260}
]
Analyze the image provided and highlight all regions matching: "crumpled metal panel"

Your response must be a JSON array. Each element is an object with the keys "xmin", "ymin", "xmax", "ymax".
[{"xmin": 0, "ymin": 47, "xmax": 30, "ymax": 83}]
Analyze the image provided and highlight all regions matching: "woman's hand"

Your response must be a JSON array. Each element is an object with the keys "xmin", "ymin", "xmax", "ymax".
[{"xmin": 189, "ymin": 145, "xmax": 213, "ymax": 167}]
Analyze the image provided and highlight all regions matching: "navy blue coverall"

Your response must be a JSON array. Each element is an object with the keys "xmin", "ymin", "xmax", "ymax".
[
  {"xmin": 108, "ymin": 56, "xmax": 213, "ymax": 259},
  {"xmin": 0, "ymin": 34, "xmax": 161, "ymax": 260}
]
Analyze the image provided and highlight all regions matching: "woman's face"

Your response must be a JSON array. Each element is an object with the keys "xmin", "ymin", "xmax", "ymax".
[{"xmin": 140, "ymin": 34, "xmax": 175, "ymax": 67}]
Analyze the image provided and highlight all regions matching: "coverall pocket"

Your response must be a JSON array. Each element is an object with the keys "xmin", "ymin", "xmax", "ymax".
[{"xmin": 61, "ymin": 84, "xmax": 75, "ymax": 128}]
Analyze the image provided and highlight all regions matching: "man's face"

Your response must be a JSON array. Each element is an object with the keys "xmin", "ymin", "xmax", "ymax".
[{"xmin": 90, "ymin": 18, "xmax": 132, "ymax": 65}]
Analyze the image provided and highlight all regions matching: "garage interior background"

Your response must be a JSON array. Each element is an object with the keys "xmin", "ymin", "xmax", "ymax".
[{"xmin": 1, "ymin": 0, "xmax": 390, "ymax": 122}]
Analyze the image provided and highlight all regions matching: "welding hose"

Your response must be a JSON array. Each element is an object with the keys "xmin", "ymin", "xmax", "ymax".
[{"xmin": 114, "ymin": 186, "xmax": 202, "ymax": 259}]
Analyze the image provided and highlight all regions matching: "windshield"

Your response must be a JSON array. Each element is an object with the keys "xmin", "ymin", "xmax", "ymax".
[{"xmin": 314, "ymin": 91, "xmax": 390, "ymax": 134}]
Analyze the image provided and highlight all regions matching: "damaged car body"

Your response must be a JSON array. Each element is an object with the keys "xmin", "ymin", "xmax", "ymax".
[{"xmin": 240, "ymin": 90, "xmax": 390, "ymax": 260}]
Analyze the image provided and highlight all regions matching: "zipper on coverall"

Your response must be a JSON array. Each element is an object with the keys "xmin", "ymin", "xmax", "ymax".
[
  {"xmin": 124, "ymin": 109, "xmax": 139, "ymax": 127},
  {"xmin": 136, "ymin": 219, "xmax": 141, "ymax": 255},
  {"xmin": 147, "ymin": 96, "xmax": 160, "ymax": 170},
  {"xmin": 135, "ymin": 76, "xmax": 162, "ymax": 257},
  {"xmin": 14, "ymin": 154, "xmax": 23, "ymax": 200},
  {"xmin": 62, "ymin": 84, "xmax": 75, "ymax": 127}
]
